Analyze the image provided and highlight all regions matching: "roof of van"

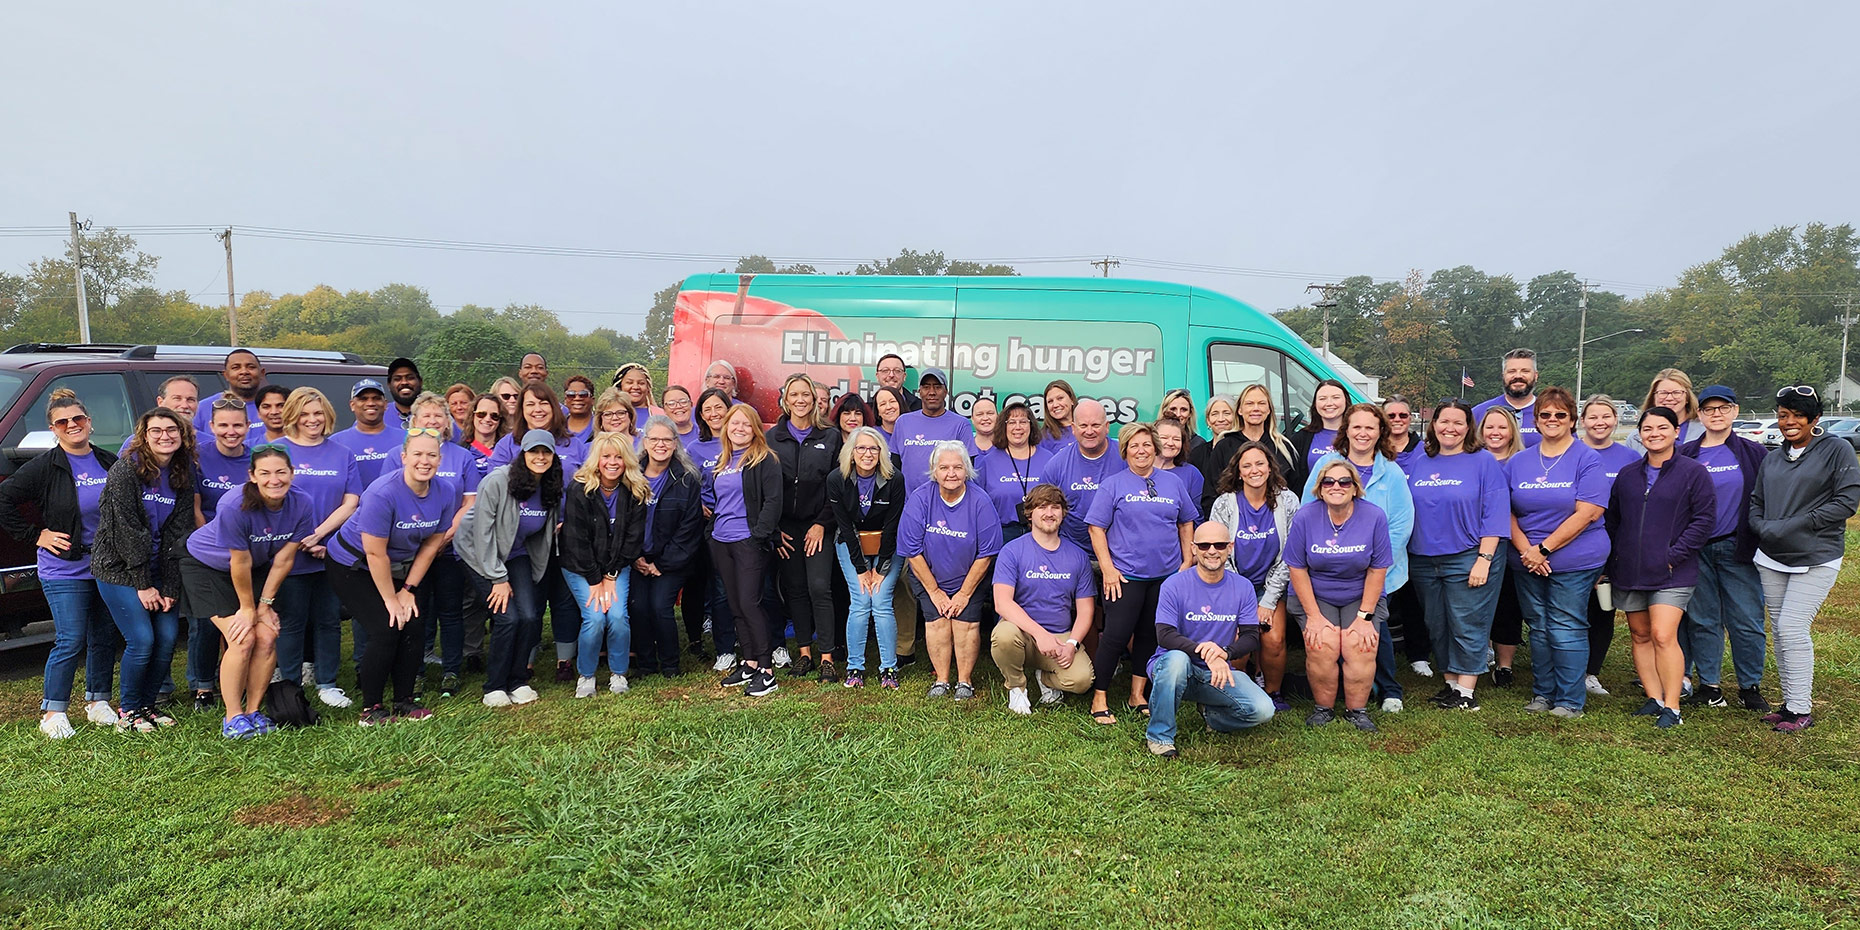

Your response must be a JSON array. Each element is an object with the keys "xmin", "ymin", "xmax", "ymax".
[{"xmin": 680, "ymin": 273, "xmax": 1198, "ymax": 297}]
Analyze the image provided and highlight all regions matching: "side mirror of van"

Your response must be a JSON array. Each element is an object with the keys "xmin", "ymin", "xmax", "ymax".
[{"xmin": 6, "ymin": 430, "xmax": 56, "ymax": 461}]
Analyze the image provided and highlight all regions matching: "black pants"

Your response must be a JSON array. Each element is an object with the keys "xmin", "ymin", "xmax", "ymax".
[
  {"xmin": 1491, "ymin": 570, "xmax": 1523, "ymax": 648},
  {"xmin": 1586, "ymin": 589, "xmax": 1615, "ymax": 675},
  {"xmin": 777, "ymin": 519, "xmax": 838, "ymax": 657},
  {"xmin": 630, "ymin": 569, "xmax": 688, "ymax": 674},
  {"xmin": 329, "ymin": 562, "xmax": 426, "ymax": 709},
  {"xmin": 542, "ymin": 548, "xmax": 579, "ymax": 661},
  {"xmin": 682, "ymin": 546, "xmax": 712, "ymax": 648},
  {"xmin": 1387, "ymin": 582, "xmax": 1432, "ymax": 662},
  {"xmin": 1093, "ymin": 576, "xmax": 1163, "ymax": 693},
  {"xmin": 711, "ymin": 537, "xmax": 774, "ymax": 667}
]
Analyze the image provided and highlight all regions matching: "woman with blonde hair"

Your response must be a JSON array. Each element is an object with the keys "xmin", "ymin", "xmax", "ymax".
[
  {"xmin": 629, "ymin": 415, "xmax": 707, "ymax": 678},
  {"xmin": 560, "ymin": 431, "xmax": 650, "ymax": 696},
  {"xmin": 277, "ymin": 386, "xmax": 364, "ymax": 708},
  {"xmin": 1198, "ymin": 385, "xmax": 1299, "ymax": 512},
  {"xmin": 1639, "ymin": 368, "xmax": 1704, "ymax": 444},
  {"xmin": 828, "ymin": 426, "xmax": 906, "ymax": 688},
  {"xmin": 705, "ymin": 403, "xmax": 784, "ymax": 697},
  {"xmin": 593, "ymin": 387, "xmax": 638, "ymax": 443},
  {"xmin": 487, "ymin": 376, "xmax": 524, "ymax": 423},
  {"xmin": 1478, "ymin": 404, "xmax": 1527, "ymax": 683},
  {"xmin": 765, "ymin": 374, "xmax": 844, "ymax": 680}
]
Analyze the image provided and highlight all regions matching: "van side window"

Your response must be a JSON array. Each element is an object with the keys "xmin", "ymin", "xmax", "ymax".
[
  {"xmin": 4, "ymin": 372, "xmax": 136, "ymax": 460},
  {"xmin": 1207, "ymin": 343, "xmax": 1322, "ymax": 434}
]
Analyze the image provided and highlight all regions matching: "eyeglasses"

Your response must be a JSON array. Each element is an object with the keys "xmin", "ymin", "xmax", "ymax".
[
  {"xmin": 475, "ymin": 411, "xmax": 502, "ymax": 420},
  {"xmin": 145, "ymin": 426, "xmax": 181, "ymax": 438},
  {"xmin": 1699, "ymin": 404, "xmax": 1736, "ymax": 414},
  {"xmin": 52, "ymin": 414, "xmax": 90, "ymax": 429},
  {"xmin": 564, "ymin": 390, "xmax": 592, "ymax": 399},
  {"xmin": 212, "ymin": 395, "xmax": 247, "ymax": 410},
  {"xmin": 1192, "ymin": 541, "xmax": 1231, "ymax": 551},
  {"xmin": 405, "ymin": 427, "xmax": 445, "ymax": 439},
  {"xmin": 664, "ymin": 398, "xmax": 692, "ymax": 409},
  {"xmin": 877, "ymin": 366, "xmax": 905, "ymax": 375},
  {"xmin": 1778, "ymin": 385, "xmax": 1818, "ymax": 398},
  {"xmin": 643, "ymin": 436, "xmax": 676, "ymax": 445},
  {"xmin": 1537, "ymin": 411, "xmax": 1571, "ymax": 421},
  {"xmin": 1318, "ymin": 476, "xmax": 1356, "ymax": 488},
  {"xmin": 601, "ymin": 410, "xmax": 630, "ymax": 420}
]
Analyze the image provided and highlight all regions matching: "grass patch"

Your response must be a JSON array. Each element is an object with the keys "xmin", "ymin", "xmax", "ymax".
[{"xmin": 4, "ymin": 542, "xmax": 1860, "ymax": 928}]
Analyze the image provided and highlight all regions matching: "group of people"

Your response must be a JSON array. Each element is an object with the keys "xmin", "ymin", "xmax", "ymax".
[{"xmin": 4, "ymin": 345, "xmax": 1851, "ymax": 755}]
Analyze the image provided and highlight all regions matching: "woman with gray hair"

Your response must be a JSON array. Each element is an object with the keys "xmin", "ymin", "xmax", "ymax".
[
  {"xmin": 827, "ymin": 426, "xmax": 906, "ymax": 689},
  {"xmin": 896, "ymin": 440, "xmax": 1003, "ymax": 700}
]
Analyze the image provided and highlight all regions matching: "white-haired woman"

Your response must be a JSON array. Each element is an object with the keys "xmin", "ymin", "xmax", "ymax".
[{"xmin": 897, "ymin": 440, "xmax": 1004, "ymax": 701}]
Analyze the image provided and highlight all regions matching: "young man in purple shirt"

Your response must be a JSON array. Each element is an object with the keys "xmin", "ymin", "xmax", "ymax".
[
  {"xmin": 331, "ymin": 379, "xmax": 395, "ymax": 486},
  {"xmin": 193, "ymin": 349, "xmax": 265, "ymax": 433},
  {"xmin": 1145, "ymin": 522, "xmax": 1276, "ymax": 757},
  {"xmin": 1471, "ymin": 348, "xmax": 1541, "ymax": 447},
  {"xmin": 890, "ymin": 367, "xmax": 972, "ymax": 494},
  {"xmin": 1044, "ymin": 399, "xmax": 1120, "ymax": 549},
  {"xmin": 989, "ymin": 484, "xmax": 1097, "ymax": 714}
]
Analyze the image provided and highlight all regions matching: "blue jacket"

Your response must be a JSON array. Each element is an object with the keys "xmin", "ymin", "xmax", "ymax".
[
  {"xmin": 1678, "ymin": 434, "xmax": 1766, "ymax": 563},
  {"xmin": 1303, "ymin": 451, "xmax": 1414, "ymax": 593},
  {"xmin": 1604, "ymin": 454, "xmax": 1717, "ymax": 591}
]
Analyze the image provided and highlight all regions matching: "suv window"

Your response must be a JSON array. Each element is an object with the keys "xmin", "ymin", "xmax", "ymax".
[
  {"xmin": 4, "ymin": 372, "xmax": 137, "ymax": 459},
  {"xmin": 1208, "ymin": 342, "xmax": 1322, "ymax": 434}
]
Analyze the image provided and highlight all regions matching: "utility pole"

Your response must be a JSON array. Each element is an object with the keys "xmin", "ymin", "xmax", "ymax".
[
  {"xmin": 68, "ymin": 212, "xmax": 91, "ymax": 343},
  {"xmin": 1306, "ymin": 283, "xmax": 1345, "ymax": 358},
  {"xmin": 1090, "ymin": 257, "xmax": 1120, "ymax": 278},
  {"xmin": 219, "ymin": 228, "xmax": 238, "ymax": 346},
  {"xmin": 1838, "ymin": 295, "xmax": 1857, "ymax": 413},
  {"xmin": 1574, "ymin": 281, "xmax": 1590, "ymax": 401}
]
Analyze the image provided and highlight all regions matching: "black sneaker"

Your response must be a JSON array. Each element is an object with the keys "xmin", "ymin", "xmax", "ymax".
[
  {"xmin": 721, "ymin": 665, "xmax": 755, "ymax": 688},
  {"xmin": 1682, "ymin": 685, "xmax": 1727, "ymax": 708},
  {"xmin": 1631, "ymin": 698, "xmax": 1663, "ymax": 717},
  {"xmin": 659, "ymin": 666, "xmax": 680, "ymax": 679},
  {"xmin": 1305, "ymin": 707, "xmax": 1337, "ymax": 727},
  {"xmin": 1459, "ymin": 691, "xmax": 1482, "ymax": 711},
  {"xmin": 192, "ymin": 690, "xmax": 216, "ymax": 712},
  {"xmin": 787, "ymin": 654, "xmax": 817, "ymax": 678},
  {"xmin": 1428, "ymin": 685, "xmax": 1458, "ymax": 708},
  {"xmin": 898, "ymin": 653, "xmax": 917, "ymax": 667},
  {"xmin": 439, "ymin": 674, "xmax": 461, "ymax": 698},
  {"xmin": 1492, "ymin": 666, "xmax": 1514, "ymax": 687},
  {"xmin": 818, "ymin": 660, "xmax": 839, "ymax": 683},
  {"xmin": 1739, "ymin": 686, "xmax": 1772, "ymax": 713},
  {"xmin": 358, "ymin": 705, "xmax": 393, "ymax": 727},
  {"xmin": 1341, "ymin": 708, "xmax": 1378, "ymax": 732},
  {"xmin": 554, "ymin": 661, "xmax": 574, "ymax": 683},
  {"xmin": 745, "ymin": 668, "xmax": 779, "ymax": 697}
]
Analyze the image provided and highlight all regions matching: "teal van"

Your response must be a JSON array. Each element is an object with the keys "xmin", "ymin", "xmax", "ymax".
[{"xmin": 666, "ymin": 274, "xmax": 1354, "ymax": 432}]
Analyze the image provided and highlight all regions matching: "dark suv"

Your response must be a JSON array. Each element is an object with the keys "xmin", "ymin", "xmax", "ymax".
[{"xmin": 0, "ymin": 343, "xmax": 388, "ymax": 647}]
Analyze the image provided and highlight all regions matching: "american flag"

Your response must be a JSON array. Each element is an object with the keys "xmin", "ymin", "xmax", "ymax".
[{"xmin": 1461, "ymin": 368, "xmax": 1475, "ymax": 388}]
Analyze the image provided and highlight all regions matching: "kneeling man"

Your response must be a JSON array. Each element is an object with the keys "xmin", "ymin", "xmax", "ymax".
[
  {"xmin": 1146, "ymin": 522, "xmax": 1276, "ymax": 756},
  {"xmin": 991, "ymin": 484, "xmax": 1096, "ymax": 714}
]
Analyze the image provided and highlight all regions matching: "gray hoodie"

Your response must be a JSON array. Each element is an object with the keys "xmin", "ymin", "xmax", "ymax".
[
  {"xmin": 456, "ymin": 465, "xmax": 558, "ymax": 584},
  {"xmin": 1749, "ymin": 433, "xmax": 1860, "ymax": 567}
]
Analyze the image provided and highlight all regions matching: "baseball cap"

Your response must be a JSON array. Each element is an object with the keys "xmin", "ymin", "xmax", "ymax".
[
  {"xmin": 1697, "ymin": 385, "xmax": 1737, "ymax": 406},
  {"xmin": 388, "ymin": 357, "xmax": 421, "ymax": 378},
  {"xmin": 918, "ymin": 366, "xmax": 949, "ymax": 387},
  {"xmin": 520, "ymin": 429, "xmax": 556, "ymax": 452},
  {"xmin": 350, "ymin": 378, "xmax": 386, "ymax": 398}
]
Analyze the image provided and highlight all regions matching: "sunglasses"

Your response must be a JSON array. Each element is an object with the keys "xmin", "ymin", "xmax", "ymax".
[
  {"xmin": 1385, "ymin": 412, "xmax": 1411, "ymax": 419},
  {"xmin": 475, "ymin": 411, "xmax": 502, "ymax": 420},
  {"xmin": 252, "ymin": 442, "xmax": 289, "ymax": 455},
  {"xmin": 212, "ymin": 395, "xmax": 247, "ymax": 410},
  {"xmin": 1778, "ymin": 385, "xmax": 1818, "ymax": 398},
  {"xmin": 1192, "ymin": 541, "xmax": 1231, "ymax": 551},
  {"xmin": 52, "ymin": 414, "xmax": 91, "ymax": 429},
  {"xmin": 564, "ymin": 390, "xmax": 592, "ymax": 399},
  {"xmin": 498, "ymin": 392, "xmax": 518, "ymax": 400},
  {"xmin": 1537, "ymin": 411, "xmax": 1571, "ymax": 421},
  {"xmin": 1144, "ymin": 476, "xmax": 1156, "ymax": 497},
  {"xmin": 1319, "ymin": 476, "xmax": 1357, "ymax": 488},
  {"xmin": 405, "ymin": 427, "xmax": 445, "ymax": 439}
]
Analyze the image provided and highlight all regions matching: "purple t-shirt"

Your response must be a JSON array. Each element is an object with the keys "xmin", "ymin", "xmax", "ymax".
[
  {"xmin": 1084, "ymin": 467, "xmax": 1197, "ymax": 579},
  {"xmin": 892, "ymin": 409, "xmax": 975, "ymax": 493},
  {"xmin": 689, "ymin": 437, "xmax": 724, "ymax": 473},
  {"xmin": 507, "ymin": 491, "xmax": 549, "ymax": 560},
  {"xmin": 1590, "ymin": 442, "xmax": 1642, "ymax": 485},
  {"xmin": 1159, "ymin": 464, "xmax": 1204, "ymax": 514},
  {"xmin": 1283, "ymin": 498, "xmax": 1393, "ymax": 606},
  {"xmin": 38, "ymin": 451, "xmax": 109, "ymax": 581},
  {"xmin": 644, "ymin": 470, "xmax": 671, "ymax": 549},
  {"xmin": 328, "ymin": 472, "xmax": 458, "ymax": 570},
  {"xmin": 896, "ymin": 483, "xmax": 1004, "ymax": 595},
  {"xmin": 487, "ymin": 432, "xmax": 589, "ymax": 479},
  {"xmin": 1407, "ymin": 451, "xmax": 1510, "ymax": 557},
  {"xmin": 1506, "ymin": 442, "xmax": 1610, "ymax": 571},
  {"xmin": 708, "ymin": 453, "xmax": 751, "ymax": 544},
  {"xmin": 973, "ymin": 445, "xmax": 1056, "ymax": 527},
  {"xmin": 330, "ymin": 426, "xmax": 396, "ymax": 487},
  {"xmin": 195, "ymin": 442, "xmax": 252, "ymax": 523},
  {"xmin": 1045, "ymin": 440, "xmax": 1122, "ymax": 549},
  {"xmin": 1305, "ymin": 429, "xmax": 1338, "ymax": 469},
  {"xmin": 280, "ymin": 437, "xmax": 363, "ymax": 576},
  {"xmin": 140, "ymin": 465, "xmax": 178, "ymax": 557},
  {"xmin": 1473, "ymin": 396, "xmax": 1540, "ymax": 447},
  {"xmin": 384, "ymin": 442, "xmax": 481, "ymax": 499},
  {"xmin": 1228, "ymin": 493, "xmax": 1280, "ymax": 587},
  {"xmin": 1694, "ymin": 443, "xmax": 1745, "ymax": 539},
  {"xmin": 185, "ymin": 489, "xmax": 315, "ymax": 572},
  {"xmin": 855, "ymin": 472, "xmax": 877, "ymax": 516},
  {"xmin": 1148, "ymin": 567, "xmax": 1259, "ymax": 678},
  {"xmin": 991, "ymin": 533, "xmax": 1094, "ymax": 634},
  {"xmin": 677, "ymin": 425, "xmax": 704, "ymax": 452},
  {"xmin": 1394, "ymin": 438, "xmax": 1427, "ymax": 476}
]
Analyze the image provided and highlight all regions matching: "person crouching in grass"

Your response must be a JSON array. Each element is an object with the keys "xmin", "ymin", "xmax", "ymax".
[
  {"xmin": 989, "ymin": 483, "xmax": 1096, "ymax": 714},
  {"xmin": 1144, "ymin": 521, "xmax": 1277, "ymax": 757}
]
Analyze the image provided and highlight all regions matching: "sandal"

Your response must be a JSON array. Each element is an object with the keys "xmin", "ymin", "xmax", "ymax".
[
  {"xmin": 1128, "ymin": 703, "xmax": 1151, "ymax": 718},
  {"xmin": 116, "ymin": 708, "xmax": 157, "ymax": 733},
  {"xmin": 1090, "ymin": 708, "xmax": 1117, "ymax": 725}
]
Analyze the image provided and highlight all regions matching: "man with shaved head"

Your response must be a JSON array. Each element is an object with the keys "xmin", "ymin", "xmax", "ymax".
[
  {"xmin": 1143, "ymin": 522, "xmax": 1275, "ymax": 757},
  {"xmin": 1042, "ymin": 399, "xmax": 1121, "ymax": 549}
]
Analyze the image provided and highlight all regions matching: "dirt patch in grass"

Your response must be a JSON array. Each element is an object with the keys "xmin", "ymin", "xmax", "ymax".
[
  {"xmin": 1376, "ymin": 733, "xmax": 1430, "ymax": 755},
  {"xmin": 356, "ymin": 778, "xmax": 402, "ymax": 793},
  {"xmin": 233, "ymin": 794, "xmax": 352, "ymax": 828}
]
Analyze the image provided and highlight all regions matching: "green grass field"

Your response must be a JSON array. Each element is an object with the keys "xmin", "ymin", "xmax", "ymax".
[{"xmin": 3, "ymin": 548, "xmax": 1858, "ymax": 930}]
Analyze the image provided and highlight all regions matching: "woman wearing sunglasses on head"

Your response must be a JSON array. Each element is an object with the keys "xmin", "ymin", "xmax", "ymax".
[
  {"xmin": 384, "ymin": 392, "xmax": 482, "ymax": 698},
  {"xmin": 185, "ymin": 394, "xmax": 255, "ymax": 710},
  {"xmin": 1285, "ymin": 459, "xmax": 1393, "ymax": 732},
  {"xmin": 1084, "ymin": 422, "xmax": 1197, "ymax": 724},
  {"xmin": 1206, "ymin": 441, "xmax": 1301, "ymax": 710},
  {"xmin": 92, "ymin": 407, "xmax": 198, "ymax": 732},
  {"xmin": 1747, "ymin": 385, "xmax": 1860, "ymax": 733},
  {"xmin": 0, "ymin": 390, "xmax": 121, "ymax": 739},
  {"xmin": 178, "ymin": 445, "xmax": 313, "ymax": 738}
]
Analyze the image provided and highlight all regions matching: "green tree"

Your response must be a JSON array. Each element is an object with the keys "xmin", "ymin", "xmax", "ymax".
[
  {"xmin": 423, "ymin": 320, "xmax": 534, "ymax": 390},
  {"xmin": 853, "ymin": 249, "xmax": 1015, "ymax": 276}
]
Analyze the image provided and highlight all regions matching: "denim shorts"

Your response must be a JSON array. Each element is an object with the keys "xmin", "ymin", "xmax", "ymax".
[{"xmin": 1618, "ymin": 586, "xmax": 1693, "ymax": 612}]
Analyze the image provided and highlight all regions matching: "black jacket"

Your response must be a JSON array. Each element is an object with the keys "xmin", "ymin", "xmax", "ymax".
[
  {"xmin": 826, "ymin": 467, "xmax": 905, "ymax": 574},
  {"xmin": 559, "ymin": 477, "xmax": 647, "ymax": 585},
  {"xmin": 92, "ymin": 455, "xmax": 196, "ymax": 596},
  {"xmin": 0, "ymin": 445, "xmax": 120, "ymax": 568},
  {"xmin": 706, "ymin": 453, "xmax": 784, "ymax": 545},
  {"xmin": 765, "ymin": 415, "xmax": 842, "ymax": 530},
  {"xmin": 639, "ymin": 459, "xmax": 706, "ymax": 574},
  {"xmin": 1194, "ymin": 428, "xmax": 1300, "ymax": 516}
]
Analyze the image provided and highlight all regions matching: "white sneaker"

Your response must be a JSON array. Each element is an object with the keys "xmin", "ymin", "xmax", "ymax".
[
  {"xmin": 712, "ymin": 652, "xmax": 737, "ymax": 672},
  {"xmin": 482, "ymin": 690, "xmax": 512, "ymax": 707},
  {"xmin": 1410, "ymin": 660, "xmax": 1434, "ymax": 677},
  {"xmin": 85, "ymin": 701, "xmax": 119, "ymax": 727},
  {"xmin": 316, "ymin": 686, "xmax": 353, "ymax": 708},
  {"xmin": 1006, "ymin": 687, "xmax": 1033, "ymax": 715},
  {"xmin": 1680, "ymin": 677, "xmax": 1694, "ymax": 699},
  {"xmin": 1034, "ymin": 670, "xmax": 1064, "ymax": 705},
  {"xmin": 609, "ymin": 674, "xmax": 628, "ymax": 694},
  {"xmin": 1381, "ymin": 697, "xmax": 1404, "ymax": 713},
  {"xmin": 40, "ymin": 712, "xmax": 76, "ymax": 740},
  {"xmin": 510, "ymin": 685, "xmax": 540, "ymax": 705},
  {"xmin": 772, "ymin": 647, "xmax": 792, "ymax": 668},
  {"xmin": 1584, "ymin": 674, "xmax": 1611, "ymax": 696},
  {"xmin": 574, "ymin": 677, "xmax": 596, "ymax": 699},
  {"xmin": 1484, "ymin": 646, "xmax": 1496, "ymax": 670},
  {"xmin": 301, "ymin": 663, "xmax": 315, "ymax": 689}
]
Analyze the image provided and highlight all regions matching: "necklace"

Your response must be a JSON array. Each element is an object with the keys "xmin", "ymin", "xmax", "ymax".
[{"xmin": 1536, "ymin": 443, "xmax": 1566, "ymax": 482}]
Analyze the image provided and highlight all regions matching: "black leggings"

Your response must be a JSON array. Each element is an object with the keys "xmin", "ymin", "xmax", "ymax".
[
  {"xmin": 1093, "ymin": 575, "xmax": 1163, "ymax": 693},
  {"xmin": 329, "ymin": 562, "xmax": 426, "ymax": 709},
  {"xmin": 1388, "ymin": 582, "xmax": 1432, "ymax": 662},
  {"xmin": 777, "ymin": 518, "xmax": 838, "ymax": 656},
  {"xmin": 711, "ymin": 537, "xmax": 774, "ymax": 667},
  {"xmin": 1586, "ymin": 589, "xmax": 1615, "ymax": 675},
  {"xmin": 1491, "ymin": 571, "xmax": 1523, "ymax": 648}
]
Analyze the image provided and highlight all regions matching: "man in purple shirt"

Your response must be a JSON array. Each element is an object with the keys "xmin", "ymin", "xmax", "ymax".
[
  {"xmin": 1144, "ymin": 522, "xmax": 1275, "ymax": 757},
  {"xmin": 891, "ymin": 367, "xmax": 971, "ymax": 494},
  {"xmin": 383, "ymin": 358, "xmax": 424, "ymax": 431},
  {"xmin": 332, "ymin": 379, "xmax": 395, "ymax": 486},
  {"xmin": 193, "ymin": 349, "xmax": 265, "ymax": 432},
  {"xmin": 989, "ymin": 484, "xmax": 1096, "ymax": 714},
  {"xmin": 1044, "ymin": 399, "xmax": 1120, "ymax": 549},
  {"xmin": 1472, "ymin": 348, "xmax": 1541, "ymax": 447}
]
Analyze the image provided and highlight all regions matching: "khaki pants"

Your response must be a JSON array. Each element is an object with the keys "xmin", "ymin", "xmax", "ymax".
[
  {"xmin": 990, "ymin": 622, "xmax": 1095, "ymax": 692},
  {"xmin": 894, "ymin": 581, "xmax": 919, "ymax": 657}
]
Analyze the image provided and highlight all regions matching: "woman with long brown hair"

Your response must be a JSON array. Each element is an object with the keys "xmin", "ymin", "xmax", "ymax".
[{"xmin": 1206, "ymin": 440, "xmax": 1301, "ymax": 709}]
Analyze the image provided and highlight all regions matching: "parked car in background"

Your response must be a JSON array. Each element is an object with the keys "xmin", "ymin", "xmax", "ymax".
[
  {"xmin": 1823, "ymin": 417, "xmax": 1860, "ymax": 451},
  {"xmin": 1756, "ymin": 417, "xmax": 1782, "ymax": 448},
  {"xmin": 0, "ymin": 343, "xmax": 387, "ymax": 647},
  {"xmin": 1731, "ymin": 419, "xmax": 1765, "ymax": 443}
]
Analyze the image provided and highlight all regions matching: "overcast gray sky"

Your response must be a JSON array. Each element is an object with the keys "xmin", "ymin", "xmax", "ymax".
[{"xmin": 5, "ymin": 3, "xmax": 1858, "ymax": 336}]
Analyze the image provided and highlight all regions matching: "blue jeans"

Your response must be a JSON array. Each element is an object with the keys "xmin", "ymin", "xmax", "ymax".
[
  {"xmin": 836, "ymin": 542, "xmax": 901, "ymax": 672},
  {"xmin": 471, "ymin": 557, "xmax": 543, "ymax": 694},
  {"xmin": 185, "ymin": 614, "xmax": 222, "ymax": 693},
  {"xmin": 275, "ymin": 572, "xmax": 345, "ymax": 689},
  {"xmin": 542, "ymin": 549, "xmax": 581, "ymax": 663},
  {"xmin": 1411, "ymin": 550, "xmax": 1505, "ymax": 676},
  {"xmin": 1513, "ymin": 566, "xmax": 1603, "ymax": 710},
  {"xmin": 629, "ymin": 568, "xmax": 688, "ymax": 674},
  {"xmin": 564, "ymin": 568, "xmax": 631, "ymax": 678},
  {"xmin": 419, "ymin": 556, "xmax": 468, "ymax": 676},
  {"xmin": 1145, "ymin": 649, "xmax": 1275, "ymax": 746},
  {"xmin": 39, "ymin": 578, "xmax": 117, "ymax": 712},
  {"xmin": 1683, "ymin": 538, "xmax": 1766, "ymax": 688},
  {"xmin": 96, "ymin": 581, "xmax": 180, "ymax": 711}
]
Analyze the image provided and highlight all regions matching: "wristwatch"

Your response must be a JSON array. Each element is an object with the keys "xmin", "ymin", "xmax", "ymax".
[
  {"xmin": 1537, "ymin": 544, "xmax": 1553, "ymax": 558},
  {"xmin": 259, "ymin": 596, "xmax": 275, "ymax": 606},
  {"xmin": 1354, "ymin": 609, "xmax": 1372, "ymax": 623},
  {"xmin": 1063, "ymin": 638, "xmax": 1081, "ymax": 649},
  {"xmin": 402, "ymin": 581, "xmax": 420, "ymax": 595},
  {"xmin": 1476, "ymin": 551, "xmax": 1497, "ymax": 562}
]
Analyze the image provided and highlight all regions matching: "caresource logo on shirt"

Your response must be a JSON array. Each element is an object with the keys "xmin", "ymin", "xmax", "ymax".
[
  {"xmin": 1122, "ymin": 491, "xmax": 1176, "ymax": 506},
  {"xmin": 296, "ymin": 464, "xmax": 341, "ymax": 477},
  {"xmin": 1022, "ymin": 563, "xmax": 1075, "ymax": 581},
  {"xmin": 204, "ymin": 474, "xmax": 239, "ymax": 491},
  {"xmin": 142, "ymin": 489, "xmax": 176, "ymax": 506},
  {"xmin": 1310, "ymin": 537, "xmax": 1368, "ymax": 556},
  {"xmin": 73, "ymin": 472, "xmax": 107, "ymax": 489},
  {"xmin": 926, "ymin": 519, "xmax": 970, "ymax": 541},
  {"xmin": 1517, "ymin": 476, "xmax": 1574, "ymax": 491},
  {"xmin": 1070, "ymin": 476, "xmax": 1101, "ymax": 492},
  {"xmin": 394, "ymin": 512, "xmax": 442, "ymax": 532},
  {"xmin": 1410, "ymin": 473, "xmax": 1464, "ymax": 489},
  {"xmin": 1704, "ymin": 463, "xmax": 1739, "ymax": 475},
  {"xmin": 1182, "ymin": 606, "xmax": 1241, "ymax": 624},
  {"xmin": 903, "ymin": 434, "xmax": 937, "ymax": 448},
  {"xmin": 356, "ymin": 447, "xmax": 389, "ymax": 462},
  {"xmin": 1236, "ymin": 524, "xmax": 1273, "ymax": 543},
  {"xmin": 249, "ymin": 528, "xmax": 296, "ymax": 545}
]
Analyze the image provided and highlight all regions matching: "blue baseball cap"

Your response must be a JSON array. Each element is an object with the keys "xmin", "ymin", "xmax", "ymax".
[
  {"xmin": 350, "ymin": 378, "xmax": 386, "ymax": 398},
  {"xmin": 918, "ymin": 366, "xmax": 949, "ymax": 387},
  {"xmin": 1697, "ymin": 385, "xmax": 1737, "ymax": 405}
]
